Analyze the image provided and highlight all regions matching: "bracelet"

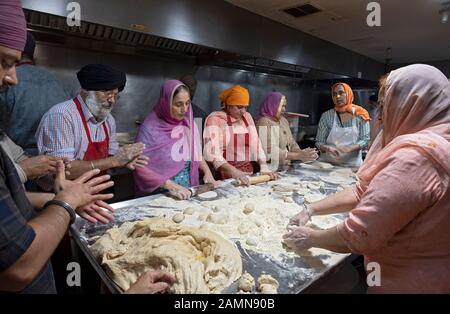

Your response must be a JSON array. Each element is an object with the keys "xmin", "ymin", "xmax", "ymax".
[
  {"xmin": 44, "ymin": 199, "xmax": 76, "ymax": 225},
  {"xmin": 90, "ymin": 160, "xmax": 95, "ymax": 170},
  {"xmin": 304, "ymin": 203, "xmax": 314, "ymax": 219}
]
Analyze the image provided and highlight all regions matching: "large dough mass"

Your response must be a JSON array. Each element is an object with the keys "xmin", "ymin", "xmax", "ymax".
[{"xmin": 90, "ymin": 217, "xmax": 242, "ymax": 293}]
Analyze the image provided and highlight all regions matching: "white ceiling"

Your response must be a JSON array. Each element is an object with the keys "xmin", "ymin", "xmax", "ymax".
[{"xmin": 224, "ymin": 0, "xmax": 450, "ymax": 63}]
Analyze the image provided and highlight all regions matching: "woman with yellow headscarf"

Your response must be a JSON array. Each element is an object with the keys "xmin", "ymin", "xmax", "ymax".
[
  {"xmin": 315, "ymin": 82, "xmax": 370, "ymax": 167},
  {"xmin": 203, "ymin": 85, "xmax": 278, "ymax": 185}
]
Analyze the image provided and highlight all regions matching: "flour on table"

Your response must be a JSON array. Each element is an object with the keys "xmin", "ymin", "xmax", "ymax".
[{"xmin": 304, "ymin": 193, "xmax": 326, "ymax": 203}]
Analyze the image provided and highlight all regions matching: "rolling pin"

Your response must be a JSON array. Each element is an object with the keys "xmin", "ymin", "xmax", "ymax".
[
  {"xmin": 248, "ymin": 174, "xmax": 272, "ymax": 185},
  {"xmin": 188, "ymin": 183, "xmax": 215, "ymax": 197}
]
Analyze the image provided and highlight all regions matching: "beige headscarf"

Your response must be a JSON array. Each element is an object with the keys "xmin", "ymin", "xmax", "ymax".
[{"xmin": 357, "ymin": 64, "xmax": 450, "ymax": 187}]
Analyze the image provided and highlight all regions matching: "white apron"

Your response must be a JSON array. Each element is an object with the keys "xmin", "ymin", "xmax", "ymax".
[{"xmin": 319, "ymin": 107, "xmax": 363, "ymax": 168}]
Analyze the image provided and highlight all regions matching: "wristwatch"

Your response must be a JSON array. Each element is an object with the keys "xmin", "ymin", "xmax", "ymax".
[{"xmin": 44, "ymin": 199, "xmax": 77, "ymax": 225}]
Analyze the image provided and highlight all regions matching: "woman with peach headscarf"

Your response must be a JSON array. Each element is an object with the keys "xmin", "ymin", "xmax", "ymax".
[
  {"xmin": 203, "ymin": 85, "xmax": 278, "ymax": 185},
  {"xmin": 315, "ymin": 82, "xmax": 370, "ymax": 167},
  {"xmin": 283, "ymin": 64, "xmax": 450, "ymax": 293}
]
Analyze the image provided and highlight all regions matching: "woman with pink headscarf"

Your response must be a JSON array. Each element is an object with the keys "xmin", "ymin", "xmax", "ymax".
[
  {"xmin": 256, "ymin": 92, "xmax": 318, "ymax": 170},
  {"xmin": 283, "ymin": 64, "xmax": 450, "ymax": 293},
  {"xmin": 134, "ymin": 80, "xmax": 217, "ymax": 200}
]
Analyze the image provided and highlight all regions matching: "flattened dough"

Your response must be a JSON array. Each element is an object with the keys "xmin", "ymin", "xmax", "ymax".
[
  {"xmin": 90, "ymin": 217, "xmax": 242, "ymax": 294},
  {"xmin": 198, "ymin": 191, "xmax": 218, "ymax": 199}
]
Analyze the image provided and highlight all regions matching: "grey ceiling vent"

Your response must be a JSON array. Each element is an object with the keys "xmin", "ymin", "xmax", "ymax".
[{"xmin": 283, "ymin": 3, "xmax": 321, "ymax": 18}]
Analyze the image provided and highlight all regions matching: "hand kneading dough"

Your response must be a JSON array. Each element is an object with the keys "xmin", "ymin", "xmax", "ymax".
[
  {"xmin": 172, "ymin": 213, "xmax": 185, "ymax": 223},
  {"xmin": 257, "ymin": 274, "xmax": 279, "ymax": 294},
  {"xmin": 90, "ymin": 217, "xmax": 242, "ymax": 294},
  {"xmin": 238, "ymin": 272, "xmax": 255, "ymax": 292},
  {"xmin": 243, "ymin": 203, "xmax": 255, "ymax": 215}
]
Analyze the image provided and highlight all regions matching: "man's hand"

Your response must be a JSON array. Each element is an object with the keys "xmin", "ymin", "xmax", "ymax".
[
  {"xmin": 76, "ymin": 200, "xmax": 115, "ymax": 224},
  {"xmin": 53, "ymin": 161, "xmax": 114, "ymax": 210},
  {"xmin": 18, "ymin": 155, "xmax": 61, "ymax": 179},
  {"xmin": 125, "ymin": 270, "xmax": 176, "ymax": 294},
  {"xmin": 126, "ymin": 155, "xmax": 149, "ymax": 170},
  {"xmin": 113, "ymin": 143, "xmax": 146, "ymax": 168}
]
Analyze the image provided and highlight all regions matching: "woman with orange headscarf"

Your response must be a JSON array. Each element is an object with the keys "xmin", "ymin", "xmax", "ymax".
[
  {"xmin": 284, "ymin": 64, "xmax": 450, "ymax": 293},
  {"xmin": 203, "ymin": 85, "xmax": 278, "ymax": 185},
  {"xmin": 315, "ymin": 82, "xmax": 370, "ymax": 167}
]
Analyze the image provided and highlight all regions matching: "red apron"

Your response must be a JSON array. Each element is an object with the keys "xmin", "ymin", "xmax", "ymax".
[
  {"xmin": 219, "ymin": 114, "xmax": 254, "ymax": 179},
  {"xmin": 74, "ymin": 97, "xmax": 109, "ymax": 163}
]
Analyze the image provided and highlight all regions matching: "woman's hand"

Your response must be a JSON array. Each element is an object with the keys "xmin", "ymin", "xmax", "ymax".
[
  {"xmin": 261, "ymin": 171, "xmax": 280, "ymax": 181},
  {"xmin": 53, "ymin": 161, "xmax": 114, "ymax": 210},
  {"xmin": 164, "ymin": 181, "xmax": 192, "ymax": 200},
  {"xmin": 295, "ymin": 148, "xmax": 319, "ymax": 163},
  {"xmin": 231, "ymin": 169, "xmax": 251, "ymax": 186},
  {"xmin": 203, "ymin": 172, "xmax": 221, "ymax": 188},
  {"xmin": 336, "ymin": 145, "xmax": 360, "ymax": 154},
  {"xmin": 287, "ymin": 205, "xmax": 313, "ymax": 229},
  {"xmin": 282, "ymin": 226, "xmax": 315, "ymax": 252},
  {"xmin": 324, "ymin": 145, "xmax": 340, "ymax": 157}
]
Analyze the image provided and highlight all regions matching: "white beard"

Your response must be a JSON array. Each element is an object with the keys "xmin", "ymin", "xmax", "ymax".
[{"xmin": 85, "ymin": 91, "xmax": 113, "ymax": 122}]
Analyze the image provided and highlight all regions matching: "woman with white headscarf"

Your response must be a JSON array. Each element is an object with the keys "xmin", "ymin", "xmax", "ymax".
[{"xmin": 283, "ymin": 64, "xmax": 450, "ymax": 293}]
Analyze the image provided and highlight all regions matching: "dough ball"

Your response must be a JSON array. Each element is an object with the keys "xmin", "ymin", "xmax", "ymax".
[
  {"xmin": 252, "ymin": 217, "xmax": 264, "ymax": 228},
  {"xmin": 283, "ymin": 196, "xmax": 293, "ymax": 203},
  {"xmin": 172, "ymin": 213, "xmax": 185, "ymax": 223},
  {"xmin": 238, "ymin": 272, "xmax": 255, "ymax": 292},
  {"xmin": 246, "ymin": 238, "xmax": 257, "ymax": 246},
  {"xmin": 206, "ymin": 213, "xmax": 228, "ymax": 225},
  {"xmin": 238, "ymin": 222, "xmax": 250, "ymax": 235},
  {"xmin": 257, "ymin": 274, "xmax": 279, "ymax": 294},
  {"xmin": 243, "ymin": 203, "xmax": 255, "ymax": 215},
  {"xmin": 259, "ymin": 284, "xmax": 278, "ymax": 294},
  {"xmin": 183, "ymin": 207, "xmax": 195, "ymax": 215},
  {"xmin": 197, "ymin": 213, "xmax": 208, "ymax": 221}
]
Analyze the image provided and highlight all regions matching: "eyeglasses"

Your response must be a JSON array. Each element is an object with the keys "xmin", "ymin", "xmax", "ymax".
[{"xmin": 99, "ymin": 90, "xmax": 120, "ymax": 100}]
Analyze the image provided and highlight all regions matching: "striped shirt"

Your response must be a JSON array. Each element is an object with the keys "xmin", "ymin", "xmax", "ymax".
[
  {"xmin": 36, "ymin": 95, "xmax": 119, "ymax": 160},
  {"xmin": 315, "ymin": 109, "xmax": 370, "ymax": 150}
]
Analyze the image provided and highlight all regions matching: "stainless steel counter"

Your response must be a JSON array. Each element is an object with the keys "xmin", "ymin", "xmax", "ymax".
[{"xmin": 70, "ymin": 163, "xmax": 357, "ymax": 294}]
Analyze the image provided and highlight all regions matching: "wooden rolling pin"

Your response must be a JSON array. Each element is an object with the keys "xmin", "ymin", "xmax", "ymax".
[{"xmin": 248, "ymin": 174, "xmax": 272, "ymax": 185}]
